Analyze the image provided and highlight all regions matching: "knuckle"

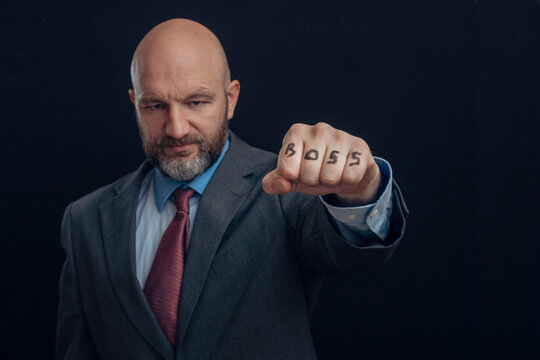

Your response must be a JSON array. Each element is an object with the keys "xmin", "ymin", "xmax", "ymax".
[
  {"xmin": 279, "ymin": 166, "xmax": 298, "ymax": 180},
  {"xmin": 352, "ymin": 137, "xmax": 368, "ymax": 151},
  {"xmin": 300, "ymin": 172, "xmax": 319, "ymax": 186},
  {"xmin": 341, "ymin": 172, "xmax": 359, "ymax": 187},
  {"xmin": 320, "ymin": 173, "xmax": 340, "ymax": 186},
  {"xmin": 311, "ymin": 122, "xmax": 332, "ymax": 137},
  {"xmin": 332, "ymin": 130, "xmax": 347, "ymax": 143},
  {"xmin": 288, "ymin": 123, "xmax": 306, "ymax": 137},
  {"xmin": 314, "ymin": 121, "xmax": 331, "ymax": 129}
]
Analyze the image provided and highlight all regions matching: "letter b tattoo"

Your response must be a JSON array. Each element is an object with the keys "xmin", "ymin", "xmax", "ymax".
[{"xmin": 285, "ymin": 143, "xmax": 296, "ymax": 157}]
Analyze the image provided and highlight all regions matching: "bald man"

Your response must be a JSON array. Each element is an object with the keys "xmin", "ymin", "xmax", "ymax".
[{"xmin": 56, "ymin": 19, "xmax": 408, "ymax": 360}]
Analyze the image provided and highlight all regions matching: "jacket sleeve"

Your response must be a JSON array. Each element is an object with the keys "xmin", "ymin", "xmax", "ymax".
[
  {"xmin": 282, "ymin": 180, "xmax": 408, "ymax": 275},
  {"xmin": 55, "ymin": 203, "xmax": 99, "ymax": 360}
]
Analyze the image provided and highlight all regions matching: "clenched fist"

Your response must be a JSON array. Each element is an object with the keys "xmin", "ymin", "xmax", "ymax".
[{"xmin": 262, "ymin": 122, "xmax": 382, "ymax": 206}]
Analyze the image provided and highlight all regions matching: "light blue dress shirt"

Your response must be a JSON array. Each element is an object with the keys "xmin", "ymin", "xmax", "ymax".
[{"xmin": 135, "ymin": 139, "xmax": 393, "ymax": 287}]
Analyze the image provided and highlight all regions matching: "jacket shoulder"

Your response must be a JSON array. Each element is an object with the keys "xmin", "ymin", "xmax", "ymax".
[
  {"xmin": 67, "ymin": 163, "xmax": 149, "ymax": 218},
  {"xmin": 247, "ymin": 145, "xmax": 278, "ymax": 172},
  {"xmin": 227, "ymin": 131, "xmax": 278, "ymax": 177}
]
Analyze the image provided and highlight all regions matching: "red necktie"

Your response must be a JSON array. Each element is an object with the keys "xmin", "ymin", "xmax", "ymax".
[{"xmin": 144, "ymin": 187, "xmax": 195, "ymax": 348}]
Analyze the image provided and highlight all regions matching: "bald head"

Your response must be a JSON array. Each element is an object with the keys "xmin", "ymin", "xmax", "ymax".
[
  {"xmin": 129, "ymin": 19, "xmax": 241, "ymax": 182},
  {"xmin": 130, "ymin": 19, "xmax": 231, "ymax": 91}
]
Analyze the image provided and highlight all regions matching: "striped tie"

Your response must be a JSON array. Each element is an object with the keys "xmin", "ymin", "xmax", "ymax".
[{"xmin": 144, "ymin": 187, "xmax": 195, "ymax": 348}]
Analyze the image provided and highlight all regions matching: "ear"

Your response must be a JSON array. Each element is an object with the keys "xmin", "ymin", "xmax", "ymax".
[
  {"xmin": 225, "ymin": 80, "xmax": 240, "ymax": 120},
  {"xmin": 129, "ymin": 89, "xmax": 136, "ymax": 105}
]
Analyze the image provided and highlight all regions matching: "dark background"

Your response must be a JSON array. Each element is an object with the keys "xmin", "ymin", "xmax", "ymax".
[{"xmin": 1, "ymin": 0, "xmax": 539, "ymax": 359}]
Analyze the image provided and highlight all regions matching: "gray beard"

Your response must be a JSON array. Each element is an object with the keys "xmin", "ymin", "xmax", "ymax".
[
  {"xmin": 154, "ymin": 132, "xmax": 226, "ymax": 182},
  {"xmin": 137, "ymin": 113, "xmax": 229, "ymax": 183}
]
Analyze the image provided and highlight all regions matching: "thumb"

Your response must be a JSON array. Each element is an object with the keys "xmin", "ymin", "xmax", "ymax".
[{"xmin": 262, "ymin": 169, "xmax": 293, "ymax": 194}]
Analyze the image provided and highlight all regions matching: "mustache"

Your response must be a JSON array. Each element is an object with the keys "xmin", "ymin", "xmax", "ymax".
[{"xmin": 157, "ymin": 134, "xmax": 203, "ymax": 147}]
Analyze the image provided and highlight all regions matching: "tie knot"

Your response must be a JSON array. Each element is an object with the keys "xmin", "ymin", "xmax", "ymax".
[{"xmin": 173, "ymin": 187, "xmax": 195, "ymax": 213}]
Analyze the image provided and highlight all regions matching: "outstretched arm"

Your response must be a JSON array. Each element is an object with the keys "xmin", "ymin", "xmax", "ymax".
[{"xmin": 263, "ymin": 122, "xmax": 408, "ymax": 273}]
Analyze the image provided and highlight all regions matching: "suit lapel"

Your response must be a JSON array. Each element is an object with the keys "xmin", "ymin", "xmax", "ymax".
[
  {"xmin": 100, "ymin": 161, "xmax": 174, "ymax": 360},
  {"xmin": 176, "ymin": 133, "xmax": 258, "ymax": 347}
]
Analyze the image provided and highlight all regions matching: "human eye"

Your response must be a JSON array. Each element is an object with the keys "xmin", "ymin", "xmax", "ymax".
[
  {"xmin": 144, "ymin": 103, "xmax": 165, "ymax": 110},
  {"xmin": 190, "ymin": 101, "xmax": 204, "ymax": 107}
]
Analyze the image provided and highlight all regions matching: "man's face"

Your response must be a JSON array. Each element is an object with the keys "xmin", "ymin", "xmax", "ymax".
[
  {"xmin": 130, "ymin": 48, "xmax": 239, "ymax": 182},
  {"xmin": 134, "ymin": 91, "xmax": 229, "ymax": 182}
]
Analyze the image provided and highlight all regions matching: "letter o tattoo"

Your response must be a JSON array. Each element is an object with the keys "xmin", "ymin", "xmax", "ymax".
[{"xmin": 304, "ymin": 149, "xmax": 319, "ymax": 160}]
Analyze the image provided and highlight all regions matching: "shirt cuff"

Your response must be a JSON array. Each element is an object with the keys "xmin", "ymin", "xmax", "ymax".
[{"xmin": 320, "ymin": 157, "xmax": 394, "ymax": 243}]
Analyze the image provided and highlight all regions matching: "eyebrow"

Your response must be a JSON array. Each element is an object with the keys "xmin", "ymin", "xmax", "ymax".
[
  {"xmin": 139, "ymin": 96, "xmax": 163, "ymax": 105},
  {"xmin": 138, "ymin": 88, "xmax": 217, "ymax": 104},
  {"xmin": 185, "ymin": 87, "xmax": 216, "ymax": 99}
]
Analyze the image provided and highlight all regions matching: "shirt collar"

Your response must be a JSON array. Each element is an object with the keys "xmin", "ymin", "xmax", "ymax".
[{"xmin": 153, "ymin": 139, "xmax": 230, "ymax": 212}]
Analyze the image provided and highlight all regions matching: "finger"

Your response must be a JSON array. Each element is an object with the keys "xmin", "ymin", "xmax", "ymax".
[
  {"xmin": 276, "ymin": 132, "xmax": 304, "ymax": 182},
  {"xmin": 262, "ymin": 169, "xmax": 293, "ymax": 194},
  {"xmin": 299, "ymin": 142, "xmax": 326, "ymax": 186},
  {"xmin": 341, "ymin": 148, "xmax": 368, "ymax": 191},
  {"xmin": 291, "ymin": 182, "xmax": 335, "ymax": 196},
  {"xmin": 319, "ymin": 146, "xmax": 348, "ymax": 187}
]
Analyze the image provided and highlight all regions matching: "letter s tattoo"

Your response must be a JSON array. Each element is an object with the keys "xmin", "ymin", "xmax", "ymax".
[
  {"xmin": 327, "ymin": 150, "xmax": 339, "ymax": 164},
  {"xmin": 349, "ymin": 151, "xmax": 361, "ymax": 166}
]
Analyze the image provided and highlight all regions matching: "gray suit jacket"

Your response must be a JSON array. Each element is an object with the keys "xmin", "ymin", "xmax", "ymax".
[{"xmin": 56, "ymin": 132, "xmax": 408, "ymax": 360}]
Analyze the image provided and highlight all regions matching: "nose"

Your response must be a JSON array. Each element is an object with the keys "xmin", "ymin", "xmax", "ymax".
[{"xmin": 165, "ymin": 103, "xmax": 190, "ymax": 139}]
